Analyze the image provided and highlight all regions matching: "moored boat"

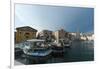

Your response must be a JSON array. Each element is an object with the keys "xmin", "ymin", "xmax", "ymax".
[
  {"xmin": 51, "ymin": 41, "xmax": 64, "ymax": 56},
  {"xmin": 63, "ymin": 40, "xmax": 72, "ymax": 48},
  {"xmin": 23, "ymin": 39, "xmax": 52, "ymax": 63}
]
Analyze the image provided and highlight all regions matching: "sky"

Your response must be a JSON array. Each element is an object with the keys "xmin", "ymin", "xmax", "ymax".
[{"xmin": 15, "ymin": 4, "xmax": 94, "ymax": 33}]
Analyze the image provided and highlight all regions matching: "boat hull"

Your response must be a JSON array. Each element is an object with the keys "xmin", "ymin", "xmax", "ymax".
[
  {"xmin": 51, "ymin": 46, "xmax": 64, "ymax": 56},
  {"xmin": 24, "ymin": 54, "xmax": 51, "ymax": 64}
]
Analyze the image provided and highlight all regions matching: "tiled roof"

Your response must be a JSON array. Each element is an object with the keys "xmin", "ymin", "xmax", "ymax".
[{"xmin": 16, "ymin": 26, "xmax": 37, "ymax": 32}]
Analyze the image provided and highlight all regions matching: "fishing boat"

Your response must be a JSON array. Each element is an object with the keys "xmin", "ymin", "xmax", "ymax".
[
  {"xmin": 63, "ymin": 40, "xmax": 72, "ymax": 48},
  {"xmin": 23, "ymin": 39, "xmax": 52, "ymax": 63},
  {"xmin": 51, "ymin": 40, "xmax": 64, "ymax": 56}
]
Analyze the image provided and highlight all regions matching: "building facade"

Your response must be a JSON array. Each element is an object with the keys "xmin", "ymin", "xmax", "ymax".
[
  {"xmin": 53, "ymin": 29, "xmax": 67, "ymax": 43},
  {"xmin": 37, "ymin": 30, "xmax": 53, "ymax": 42},
  {"xmin": 15, "ymin": 26, "xmax": 37, "ymax": 43}
]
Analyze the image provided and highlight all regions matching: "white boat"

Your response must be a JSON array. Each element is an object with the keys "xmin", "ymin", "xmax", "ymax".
[
  {"xmin": 23, "ymin": 39, "xmax": 52, "ymax": 62},
  {"xmin": 51, "ymin": 41, "xmax": 64, "ymax": 56},
  {"xmin": 59, "ymin": 39, "xmax": 72, "ymax": 48},
  {"xmin": 63, "ymin": 40, "xmax": 72, "ymax": 48}
]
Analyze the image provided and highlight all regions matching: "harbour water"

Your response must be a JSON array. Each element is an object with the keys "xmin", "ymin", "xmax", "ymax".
[
  {"xmin": 47, "ymin": 40, "xmax": 94, "ymax": 63},
  {"xmin": 15, "ymin": 40, "xmax": 94, "ymax": 65}
]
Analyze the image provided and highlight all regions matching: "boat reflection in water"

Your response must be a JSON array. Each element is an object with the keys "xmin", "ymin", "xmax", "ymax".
[{"xmin": 23, "ymin": 39, "xmax": 52, "ymax": 64}]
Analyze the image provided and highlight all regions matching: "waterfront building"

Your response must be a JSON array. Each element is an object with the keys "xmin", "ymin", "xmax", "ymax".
[
  {"xmin": 86, "ymin": 33, "xmax": 94, "ymax": 41},
  {"xmin": 37, "ymin": 30, "xmax": 53, "ymax": 42},
  {"xmin": 53, "ymin": 29, "xmax": 67, "ymax": 43},
  {"xmin": 80, "ymin": 32, "xmax": 94, "ymax": 41},
  {"xmin": 69, "ymin": 32, "xmax": 76, "ymax": 40},
  {"xmin": 15, "ymin": 26, "xmax": 37, "ymax": 43},
  {"xmin": 80, "ymin": 34, "xmax": 87, "ymax": 40}
]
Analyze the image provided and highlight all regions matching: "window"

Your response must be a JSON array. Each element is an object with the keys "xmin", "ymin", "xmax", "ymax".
[
  {"xmin": 24, "ymin": 32, "xmax": 30, "ymax": 39},
  {"xmin": 25, "ymin": 33, "xmax": 30, "ymax": 35},
  {"xmin": 19, "ymin": 32, "xmax": 21, "ymax": 34}
]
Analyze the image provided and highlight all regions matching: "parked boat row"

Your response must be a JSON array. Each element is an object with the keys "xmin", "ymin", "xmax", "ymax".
[{"xmin": 15, "ymin": 39, "xmax": 72, "ymax": 63}]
